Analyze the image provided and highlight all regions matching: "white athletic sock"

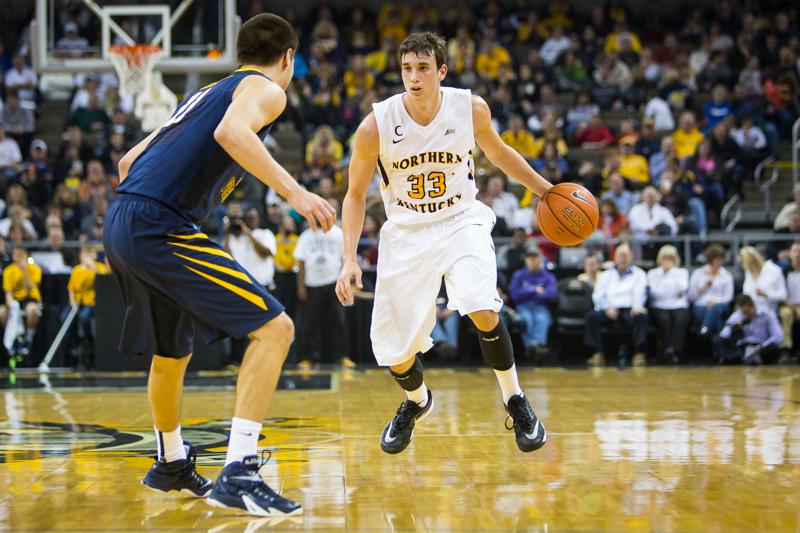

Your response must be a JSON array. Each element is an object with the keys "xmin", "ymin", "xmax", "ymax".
[
  {"xmin": 406, "ymin": 382, "xmax": 429, "ymax": 407},
  {"xmin": 225, "ymin": 417, "xmax": 262, "ymax": 466},
  {"xmin": 155, "ymin": 425, "xmax": 186, "ymax": 463},
  {"xmin": 494, "ymin": 364, "xmax": 523, "ymax": 404}
]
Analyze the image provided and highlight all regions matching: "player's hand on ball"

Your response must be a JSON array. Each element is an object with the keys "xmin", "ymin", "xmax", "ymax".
[
  {"xmin": 336, "ymin": 260, "xmax": 363, "ymax": 306},
  {"xmin": 289, "ymin": 189, "xmax": 336, "ymax": 232}
]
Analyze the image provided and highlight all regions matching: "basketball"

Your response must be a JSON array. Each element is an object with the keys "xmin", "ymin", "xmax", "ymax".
[{"xmin": 536, "ymin": 183, "xmax": 599, "ymax": 246}]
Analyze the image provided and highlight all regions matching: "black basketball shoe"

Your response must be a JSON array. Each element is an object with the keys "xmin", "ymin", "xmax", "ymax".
[
  {"xmin": 505, "ymin": 393, "xmax": 547, "ymax": 452},
  {"xmin": 208, "ymin": 454, "xmax": 302, "ymax": 517},
  {"xmin": 141, "ymin": 443, "xmax": 213, "ymax": 497},
  {"xmin": 380, "ymin": 389, "xmax": 434, "ymax": 454}
]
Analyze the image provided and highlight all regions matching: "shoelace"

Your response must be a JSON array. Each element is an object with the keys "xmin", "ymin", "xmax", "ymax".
[
  {"xmin": 505, "ymin": 400, "xmax": 535, "ymax": 434},
  {"xmin": 241, "ymin": 450, "xmax": 288, "ymax": 500},
  {"xmin": 180, "ymin": 447, "xmax": 209, "ymax": 487},
  {"xmin": 390, "ymin": 401, "xmax": 419, "ymax": 437}
]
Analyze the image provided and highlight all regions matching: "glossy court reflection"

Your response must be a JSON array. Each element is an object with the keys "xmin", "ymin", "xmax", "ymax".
[{"xmin": 0, "ymin": 366, "xmax": 798, "ymax": 531}]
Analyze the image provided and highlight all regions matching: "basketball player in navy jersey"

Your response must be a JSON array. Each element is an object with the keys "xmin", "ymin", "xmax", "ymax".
[{"xmin": 104, "ymin": 14, "xmax": 335, "ymax": 516}]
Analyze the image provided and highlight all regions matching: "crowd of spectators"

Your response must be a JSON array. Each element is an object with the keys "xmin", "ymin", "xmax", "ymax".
[{"xmin": 0, "ymin": 1, "xmax": 798, "ymax": 367}]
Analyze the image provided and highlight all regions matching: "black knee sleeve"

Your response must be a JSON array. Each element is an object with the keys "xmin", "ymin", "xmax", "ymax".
[
  {"xmin": 390, "ymin": 356, "xmax": 424, "ymax": 391},
  {"xmin": 478, "ymin": 319, "xmax": 515, "ymax": 371}
]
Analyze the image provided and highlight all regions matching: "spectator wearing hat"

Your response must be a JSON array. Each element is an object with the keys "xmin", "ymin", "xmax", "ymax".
[
  {"xmin": 618, "ymin": 137, "xmax": 649, "ymax": 189},
  {"xmin": 56, "ymin": 22, "xmax": 90, "ymax": 58},
  {"xmin": 509, "ymin": 248, "xmax": 557, "ymax": 357},
  {"xmin": 4, "ymin": 55, "xmax": 37, "ymax": 110},
  {"xmin": 1, "ymin": 92, "xmax": 35, "ymax": 154}
]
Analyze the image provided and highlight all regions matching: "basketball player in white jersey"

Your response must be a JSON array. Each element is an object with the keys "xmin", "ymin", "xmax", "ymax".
[{"xmin": 336, "ymin": 33, "xmax": 552, "ymax": 454}]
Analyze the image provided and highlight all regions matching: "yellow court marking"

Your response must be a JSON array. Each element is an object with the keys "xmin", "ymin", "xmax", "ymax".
[
  {"xmin": 182, "ymin": 265, "xmax": 267, "ymax": 310},
  {"xmin": 167, "ymin": 241, "xmax": 233, "ymax": 260},
  {"xmin": 173, "ymin": 253, "xmax": 250, "ymax": 283}
]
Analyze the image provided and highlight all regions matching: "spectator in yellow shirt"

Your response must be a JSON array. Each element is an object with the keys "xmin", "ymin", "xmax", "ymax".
[
  {"xmin": 68, "ymin": 246, "xmax": 108, "ymax": 364},
  {"xmin": 343, "ymin": 55, "xmax": 375, "ymax": 98},
  {"xmin": 475, "ymin": 38, "xmax": 511, "ymax": 80},
  {"xmin": 305, "ymin": 125, "xmax": 344, "ymax": 170},
  {"xmin": 501, "ymin": 115, "xmax": 537, "ymax": 159},
  {"xmin": 673, "ymin": 111, "xmax": 704, "ymax": 160},
  {"xmin": 273, "ymin": 216, "xmax": 300, "ymax": 319},
  {"xmin": 3, "ymin": 246, "xmax": 42, "ymax": 357},
  {"xmin": 604, "ymin": 24, "xmax": 642, "ymax": 54},
  {"xmin": 618, "ymin": 138, "xmax": 650, "ymax": 189}
]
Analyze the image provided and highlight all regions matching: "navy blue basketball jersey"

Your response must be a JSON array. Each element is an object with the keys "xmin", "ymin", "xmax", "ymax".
[{"xmin": 117, "ymin": 68, "xmax": 273, "ymax": 221}]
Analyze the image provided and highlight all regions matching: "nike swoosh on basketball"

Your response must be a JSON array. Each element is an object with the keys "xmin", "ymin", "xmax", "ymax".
[
  {"xmin": 392, "ymin": 137, "xmax": 405, "ymax": 144},
  {"xmin": 571, "ymin": 190, "xmax": 591, "ymax": 204}
]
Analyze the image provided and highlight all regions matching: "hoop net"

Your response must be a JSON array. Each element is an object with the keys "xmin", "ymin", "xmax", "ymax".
[{"xmin": 108, "ymin": 44, "xmax": 162, "ymax": 97}]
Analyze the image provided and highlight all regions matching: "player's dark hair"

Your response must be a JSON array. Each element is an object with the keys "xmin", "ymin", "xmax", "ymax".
[
  {"xmin": 237, "ymin": 13, "xmax": 298, "ymax": 66},
  {"xmin": 736, "ymin": 294, "xmax": 754, "ymax": 308},
  {"xmin": 398, "ymin": 32, "xmax": 447, "ymax": 68}
]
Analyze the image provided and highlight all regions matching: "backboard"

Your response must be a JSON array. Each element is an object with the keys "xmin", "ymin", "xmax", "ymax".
[{"xmin": 31, "ymin": 0, "xmax": 239, "ymax": 74}]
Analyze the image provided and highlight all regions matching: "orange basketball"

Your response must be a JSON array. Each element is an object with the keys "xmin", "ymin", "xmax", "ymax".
[{"xmin": 536, "ymin": 183, "xmax": 599, "ymax": 246}]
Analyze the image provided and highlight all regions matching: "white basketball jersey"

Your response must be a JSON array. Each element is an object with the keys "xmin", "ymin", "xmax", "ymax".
[{"xmin": 372, "ymin": 87, "xmax": 477, "ymax": 226}]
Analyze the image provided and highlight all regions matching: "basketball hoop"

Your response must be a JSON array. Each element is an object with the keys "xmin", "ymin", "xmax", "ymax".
[{"xmin": 108, "ymin": 44, "xmax": 162, "ymax": 97}]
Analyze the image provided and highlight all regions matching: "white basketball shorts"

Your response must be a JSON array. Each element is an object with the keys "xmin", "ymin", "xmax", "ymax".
[{"xmin": 370, "ymin": 202, "xmax": 503, "ymax": 367}]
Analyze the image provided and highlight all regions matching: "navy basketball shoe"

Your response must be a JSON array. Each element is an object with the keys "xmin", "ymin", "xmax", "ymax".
[
  {"xmin": 142, "ymin": 442, "xmax": 213, "ymax": 497},
  {"xmin": 380, "ymin": 389, "xmax": 435, "ymax": 454},
  {"xmin": 505, "ymin": 393, "xmax": 547, "ymax": 452},
  {"xmin": 208, "ymin": 454, "xmax": 302, "ymax": 516}
]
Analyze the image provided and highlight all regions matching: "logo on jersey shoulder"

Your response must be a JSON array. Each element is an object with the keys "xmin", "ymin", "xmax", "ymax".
[
  {"xmin": 571, "ymin": 190, "xmax": 592, "ymax": 205},
  {"xmin": 445, "ymin": 128, "xmax": 455, "ymax": 136},
  {"xmin": 392, "ymin": 151, "xmax": 463, "ymax": 170},
  {"xmin": 395, "ymin": 193, "xmax": 463, "ymax": 214}
]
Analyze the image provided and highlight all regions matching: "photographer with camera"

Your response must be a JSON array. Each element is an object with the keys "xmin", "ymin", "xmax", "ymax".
[
  {"xmin": 713, "ymin": 294, "xmax": 783, "ymax": 365},
  {"xmin": 223, "ymin": 202, "xmax": 277, "ymax": 365}
]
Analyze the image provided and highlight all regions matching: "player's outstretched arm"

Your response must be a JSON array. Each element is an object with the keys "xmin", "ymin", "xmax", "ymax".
[
  {"xmin": 335, "ymin": 112, "xmax": 379, "ymax": 306},
  {"xmin": 215, "ymin": 75, "xmax": 335, "ymax": 231},
  {"xmin": 472, "ymin": 95, "xmax": 552, "ymax": 198}
]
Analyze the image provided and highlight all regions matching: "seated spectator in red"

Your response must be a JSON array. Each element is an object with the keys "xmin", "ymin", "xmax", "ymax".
[{"xmin": 573, "ymin": 114, "xmax": 614, "ymax": 148}]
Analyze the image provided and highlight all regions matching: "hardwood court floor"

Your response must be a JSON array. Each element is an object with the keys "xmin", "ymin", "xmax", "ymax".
[{"xmin": 1, "ymin": 366, "xmax": 799, "ymax": 532}]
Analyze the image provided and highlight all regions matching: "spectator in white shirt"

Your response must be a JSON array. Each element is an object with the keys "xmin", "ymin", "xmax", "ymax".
[
  {"xmin": 778, "ymin": 242, "xmax": 800, "ymax": 362},
  {"xmin": 482, "ymin": 175, "xmax": 519, "ymax": 230},
  {"xmin": 643, "ymin": 90, "xmax": 675, "ymax": 131},
  {"xmin": 0, "ymin": 125, "xmax": 23, "ymax": 181},
  {"xmin": 627, "ymin": 185, "xmax": 678, "ymax": 238},
  {"xmin": 293, "ymin": 199, "xmax": 349, "ymax": 368},
  {"xmin": 224, "ymin": 203, "xmax": 276, "ymax": 289},
  {"xmin": 688, "ymin": 243, "xmax": 734, "ymax": 336},
  {"xmin": 730, "ymin": 115, "xmax": 767, "ymax": 153},
  {"xmin": 773, "ymin": 184, "xmax": 800, "ymax": 230},
  {"xmin": 584, "ymin": 243, "xmax": 649, "ymax": 367},
  {"xmin": 539, "ymin": 26, "xmax": 571, "ymax": 65},
  {"xmin": 647, "ymin": 245, "xmax": 689, "ymax": 363},
  {"xmin": 739, "ymin": 246, "xmax": 787, "ymax": 313},
  {"xmin": 4, "ymin": 55, "xmax": 37, "ymax": 110}
]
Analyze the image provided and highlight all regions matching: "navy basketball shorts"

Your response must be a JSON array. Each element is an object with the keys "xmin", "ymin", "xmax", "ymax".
[{"xmin": 103, "ymin": 193, "xmax": 284, "ymax": 358}]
